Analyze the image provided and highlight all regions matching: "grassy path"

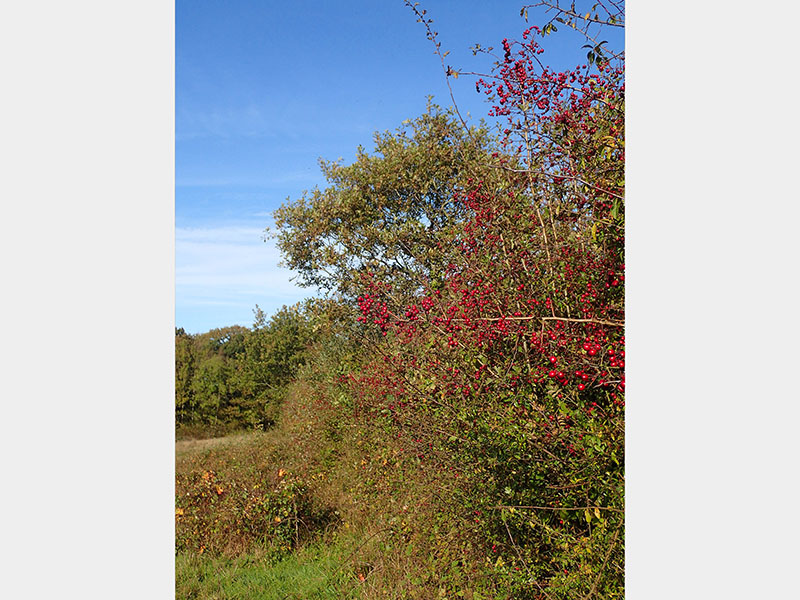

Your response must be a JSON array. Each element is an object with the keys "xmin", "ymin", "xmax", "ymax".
[{"xmin": 176, "ymin": 544, "xmax": 360, "ymax": 600}]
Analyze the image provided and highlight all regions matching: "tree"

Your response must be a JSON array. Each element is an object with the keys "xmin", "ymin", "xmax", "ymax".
[
  {"xmin": 195, "ymin": 325, "xmax": 249, "ymax": 358},
  {"xmin": 234, "ymin": 303, "xmax": 316, "ymax": 427},
  {"xmin": 273, "ymin": 103, "xmax": 506, "ymax": 301},
  {"xmin": 190, "ymin": 354, "xmax": 233, "ymax": 425},
  {"xmin": 175, "ymin": 329, "xmax": 197, "ymax": 422}
]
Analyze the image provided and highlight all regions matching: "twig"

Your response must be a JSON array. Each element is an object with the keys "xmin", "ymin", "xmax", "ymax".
[
  {"xmin": 541, "ymin": 316, "xmax": 624, "ymax": 327},
  {"xmin": 581, "ymin": 524, "xmax": 622, "ymax": 600},
  {"xmin": 504, "ymin": 519, "xmax": 556, "ymax": 600},
  {"xmin": 485, "ymin": 163, "xmax": 625, "ymax": 200},
  {"xmin": 489, "ymin": 505, "xmax": 623, "ymax": 513},
  {"xmin": 403, "ymin": 1, "xmax": 471, "ymax": 134}
]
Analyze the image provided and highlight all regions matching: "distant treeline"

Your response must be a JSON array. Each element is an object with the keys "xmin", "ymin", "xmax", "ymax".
[{"xmin": 175, "ymin": 304, "xmax": 315, "ymax": 436}]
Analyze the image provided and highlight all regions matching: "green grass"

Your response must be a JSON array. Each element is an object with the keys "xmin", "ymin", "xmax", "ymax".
[{"xmin": 176, "ymin": 541, "xmax": 363, "ymax": 600}]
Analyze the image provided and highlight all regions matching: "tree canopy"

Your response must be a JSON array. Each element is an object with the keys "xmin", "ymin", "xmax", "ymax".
[{"xmin": 273, "ymin": 103, "xmax": 508, "ymax": 300}]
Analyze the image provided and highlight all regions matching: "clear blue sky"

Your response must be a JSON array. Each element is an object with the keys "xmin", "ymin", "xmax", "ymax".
[{"xmin": 176, "ymin": 0, "xmax": 623, "ymax": 334}]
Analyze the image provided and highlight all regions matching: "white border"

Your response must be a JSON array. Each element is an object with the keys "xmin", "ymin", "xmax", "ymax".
[
  {"xmin": 1, "ymin": 1, "xmax": 174, "ymax": 597},
  {"xmin": 628, "ymin": 1, "xmax": 799, "ymax": 597},
  {"xmin": 3, "ymin": 1, "xmax": 798, "ymax": 598}
]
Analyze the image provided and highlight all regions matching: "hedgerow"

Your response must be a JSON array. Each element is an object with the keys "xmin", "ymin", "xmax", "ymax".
[{"xmin": 275, "ymin": 2, "xmax": 625, "ymax": 596}]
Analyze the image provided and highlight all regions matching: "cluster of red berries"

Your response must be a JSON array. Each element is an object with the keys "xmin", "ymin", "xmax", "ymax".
[{"xmin": 357, "ymin": 292, "xmax": 391, "ymax": 334}]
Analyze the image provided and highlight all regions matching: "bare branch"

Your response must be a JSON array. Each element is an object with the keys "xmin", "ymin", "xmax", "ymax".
[{"xmin": 490, "ymin": 504, "xmax": 623, "ymax": 513}]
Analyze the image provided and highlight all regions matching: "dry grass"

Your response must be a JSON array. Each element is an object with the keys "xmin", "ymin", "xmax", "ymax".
[{"xmin": 176, "ymin": 433, "xmax": 250, "ymax": 455}]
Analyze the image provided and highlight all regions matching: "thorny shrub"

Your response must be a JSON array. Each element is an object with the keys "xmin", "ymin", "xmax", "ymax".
[{"xmin": 340, "ymin": 12, "xmax": 625, "ymax": 599}]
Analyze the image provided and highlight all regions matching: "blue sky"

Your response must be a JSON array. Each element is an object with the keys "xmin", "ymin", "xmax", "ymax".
[{"xmin": 176, "ymin": 0, "xmax": 623, "ymax": 333}]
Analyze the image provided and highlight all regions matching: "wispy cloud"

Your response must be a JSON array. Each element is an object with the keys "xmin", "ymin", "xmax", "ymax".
[
  {"xmin": 176, "ymin": 225, "xmax": 315, "ymax": 313},
  {"xmin": 174, "ymin": 170, "xmax": 322, "ymax": 189},
  {"xmin": 176, "ymin": 104, "xmax": 277, "ymax": 141},
  {"xmin": 176, "ymin": 101, "xmax": 376, "ymax": 143}
]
